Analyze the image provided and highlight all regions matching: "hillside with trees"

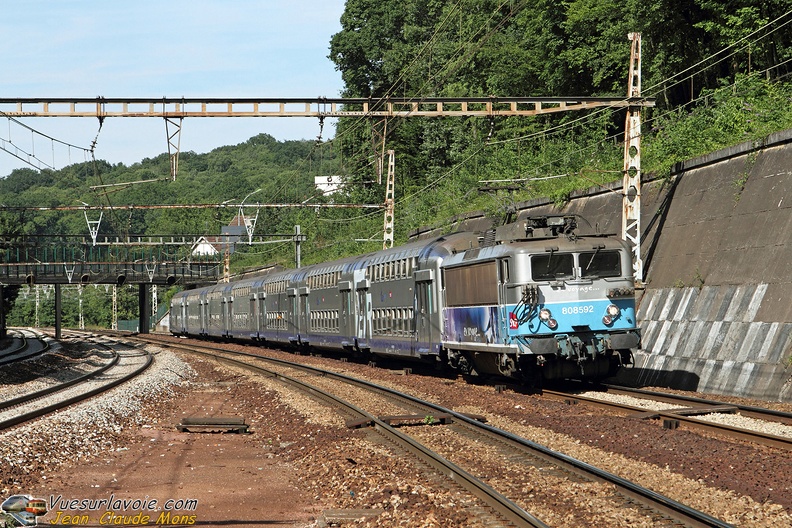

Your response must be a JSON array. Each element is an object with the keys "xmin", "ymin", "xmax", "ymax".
[{"xmin": 2, "ymin": 0, "xmax": 791, "ymax": 328}]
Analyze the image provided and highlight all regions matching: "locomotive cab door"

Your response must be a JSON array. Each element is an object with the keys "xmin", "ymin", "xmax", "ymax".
[
  {"xmin": 498, "ymin": 259, "xmax": 510, "ymax": 302},
  {"xmin": 414, "ymin": 269, "xmax": 434, "ymax": 355}
]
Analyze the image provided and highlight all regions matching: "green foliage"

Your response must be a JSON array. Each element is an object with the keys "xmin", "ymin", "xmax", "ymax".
[
  {"xmin": 2, "ymin": 1, "xmax": 792, "ymax": 327},
  {"xmin": 642, "ymin": 75, "xmax": 792, "ymax": 178},
  {"xmin": 5, "ymin": 285, "xmax": 141, "ymax": 328}
]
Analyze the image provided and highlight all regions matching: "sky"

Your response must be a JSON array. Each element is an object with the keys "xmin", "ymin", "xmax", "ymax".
[{"xmin": 0, "ymin": 0, "xmax": 346, "ymax": 177}]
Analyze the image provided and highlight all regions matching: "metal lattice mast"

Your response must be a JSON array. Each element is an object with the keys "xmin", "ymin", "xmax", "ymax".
[
  {"xmin": 383, "ymin": 150, "xmax": 395, "ymax": 249},
  {"xmin": 112, "ymin": 285, "xmax": 118, "ymax": 330},
  {"xmin": 78, "ymin": 285, "xmax": 85, "ymax": 330},
  {"xmin": 623, "ymin": 32, "xmax": 644, "ymax": 284},
  {"xmin": 34, "ymin": 285, "xmax": 40, "ymax": 328},
  {"xmin": 152, "ymin": 285, "xmax": 158, "ymax": 323}
]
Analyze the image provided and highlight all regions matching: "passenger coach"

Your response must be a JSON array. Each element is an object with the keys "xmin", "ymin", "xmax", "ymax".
[{"xmin": 171, "ymin": 216, "xmax": 640, "ymax": 382}]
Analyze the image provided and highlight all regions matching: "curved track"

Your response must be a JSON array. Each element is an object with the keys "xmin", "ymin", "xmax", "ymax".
[
  {"xmin": 0, "ymin": 337, "xmax": 153, "ymax": 432},
  {"xmin": 133, "ymin": 333, "xmax": 733, "ymax": 528},
  {"xmin": 0, "ymin": 328, "xmax": 50, "ymax": 365}
]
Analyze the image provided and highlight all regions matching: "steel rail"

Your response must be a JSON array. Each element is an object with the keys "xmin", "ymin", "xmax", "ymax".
[
  {"xmin": 0, "ymin": 329, "xmax": 29, "ymax": 359},
  {"xmin": 0, "ymin": 351, "xmax": 153, "ymax": 431},
  {"xmin": 134, "ymin": 334, "xmax": 731, "ymax": 528},
  {"xmin": 543, "ymin": 389, "xmax": 792, "ymax": 452},
  {"xmin": 0, "ymin": 352, "xmax": 120, "ymax": 411},
  {"xmin": 604, "ymin": 384, "xmax": 792, "ymax": 425},
  {"xmin": 0, "ymin": 329, "xmax": 50, "ymax": 366},
  {"xmin": 191, "ymin": 348, "xmax": 549, "ymax": 528}
]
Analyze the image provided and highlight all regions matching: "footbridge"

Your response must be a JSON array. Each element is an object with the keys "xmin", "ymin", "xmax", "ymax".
[{"xmin": 0, "ymin": 235, "xmax": 223, "ymax": 338}]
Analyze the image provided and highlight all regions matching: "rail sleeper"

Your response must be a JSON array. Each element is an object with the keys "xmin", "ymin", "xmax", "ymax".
[{"xmin": 177, "ymin": 416, "xmax": 249, "ymax": 433}]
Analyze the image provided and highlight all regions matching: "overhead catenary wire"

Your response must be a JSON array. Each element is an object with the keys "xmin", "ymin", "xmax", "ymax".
[
  {"xmin": 4, "ymin": 6, "xmax": 789, "ymax": 250},
  {"xmin": 0, "ymin": 110, "xmax": 92, "ymax": 171},
  {"xmin": 421, "ymin": 8, "xmax": 792, "ymax": 198},
  {"xmin": 316, "ymin": 0, "xmax": 522, "ymax": 174},
  {"xmin": 316, "ymin": 0, "xmax": 531, "ymax": 227}
]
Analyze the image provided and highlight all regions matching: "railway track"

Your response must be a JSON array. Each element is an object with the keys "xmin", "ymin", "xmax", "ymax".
[
  {"xmin": 0, "ymin": 335, "xmax": 153, "ymax": 432},
  {"xmin": 544, "ymin": 384, "xmax": 792, "ymax": 451},
  {"xmin": 134, "ymin": 333, "xmax": 733, "ymax": 527},
  {"xmin": 0, "ymin": 328, "xmax": 50, "ymax": 365}
]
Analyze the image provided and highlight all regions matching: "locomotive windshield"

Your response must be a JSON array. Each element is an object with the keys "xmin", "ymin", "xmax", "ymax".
[
  {"xmin": 531, "ymin": 250, "xmax": 622, "ymax": 281},
  {"xmin": 580, "ymin": 250, "xmax": 621, "ymax": 278},
  {"xmin": 531, "ymin": 253, "xmax": 574, "ymax": 281}
]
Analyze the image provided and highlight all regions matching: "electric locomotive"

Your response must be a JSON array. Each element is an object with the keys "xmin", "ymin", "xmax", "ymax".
[
  {"xmin": 170, "ymin": 216, "xmax": 639, "ymax": 382},
  {"xmin": 441, "ymin": 216, "xmax": 639, "ymax": 382}
]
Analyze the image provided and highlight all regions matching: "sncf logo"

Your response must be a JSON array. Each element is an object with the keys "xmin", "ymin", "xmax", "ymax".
[{"xmin": 509, "ymin": 312, "xmax": 519, "ymax": 330}]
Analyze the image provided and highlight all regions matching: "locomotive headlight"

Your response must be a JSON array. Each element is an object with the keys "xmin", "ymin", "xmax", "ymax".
[
  {"xmin": 539, "ymin": 308, "xmax": 557, "ymax": 330},
  {"xmin": 602, "ymin": 304, "xmax": 620, "ymax": 326}
]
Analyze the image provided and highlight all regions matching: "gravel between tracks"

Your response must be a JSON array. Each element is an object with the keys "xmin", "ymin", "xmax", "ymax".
[
  {"xmin": 206, "ymin": 341, "xmax": 792, "ymax": 527},
  {"xmin": 3, "ymin": 337, "xmax": 791, "ymax": 527}
]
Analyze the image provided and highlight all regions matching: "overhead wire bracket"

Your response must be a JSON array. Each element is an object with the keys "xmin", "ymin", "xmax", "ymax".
[
  {"xmin": 145, "ymin": 262, "xmax": 157, "ymax": 282},
  {"xmin": 84, "ymin": 209, "xmax": 103, "ymax": 246},
  {"xmin": 64, "ymin": 264, "xmax": 76, "ymax": 283}
]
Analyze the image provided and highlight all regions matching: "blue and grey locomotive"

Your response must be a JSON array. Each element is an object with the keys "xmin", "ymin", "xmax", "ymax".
[{"xmin": 170, "ymin": 216, "xmax": 640, "ymax": 382}]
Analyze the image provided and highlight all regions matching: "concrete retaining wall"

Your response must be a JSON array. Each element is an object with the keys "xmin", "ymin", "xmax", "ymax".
[
  {"xmin": 629, "ymin": 130, "xmax": 792, "ymax": 402},
  {"xmin": 412, "ymin": 130, "xmax": 792, "ymax": 401}
]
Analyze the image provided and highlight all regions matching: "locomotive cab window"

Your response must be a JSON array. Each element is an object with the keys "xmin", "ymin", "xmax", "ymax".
[
  {"xmin": 580, "ymin": 250, "xmax": 621, "ymax": 278},
  {"xmin": 531, "ymin": 253, "xmax": 574, "ymax": 281}
]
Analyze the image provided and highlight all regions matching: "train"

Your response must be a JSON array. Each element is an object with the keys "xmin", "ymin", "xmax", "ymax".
[{"xmin": 170, "ymin": 216, "xmax": 640, "ymax": 383}]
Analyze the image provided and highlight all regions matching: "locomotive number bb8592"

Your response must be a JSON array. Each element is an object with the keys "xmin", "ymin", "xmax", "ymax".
[{"xmin": 171, "ymin": 216, "xmax": 640, "ymax": 383}]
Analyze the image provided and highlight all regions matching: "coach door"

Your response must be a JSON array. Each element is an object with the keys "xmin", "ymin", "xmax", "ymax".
[
  {"xmin": 298, "ymin": 287, "xmax": 310, "ymax": 342},
  {"xmin": 339, "ymin": 280, "xmax": 353, "ymax": 343},
  {"xmin": 222, "ymin": 296, "xmax": 232, "ymax": 337},
  {"xmin": 287, "ymin": 288, "xmax": 298, "ymax": 343},
  {"xmin": 414, "ymin": 269, "xmax": 434, "ymax": 354},
  {"xmin": 354, "ymin": 270, "xmax": 370, "ymax": 348},
  {"xmin": 249, "ymin": 292, "xmax": 258, "ymax": 337},
  {"xmin": 256, "ymin": 292, "xmax": 266, "ymax": 337},
  {"xmin": 179, "ymin": 298, "xmax": 187, "ymax": 334},
  {"xmin": 199, "ymin": 298, "xmax": 207, "ymax": 335}
]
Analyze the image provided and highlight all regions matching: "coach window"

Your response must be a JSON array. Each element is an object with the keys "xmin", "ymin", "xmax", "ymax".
[
  {"xmin": 579, "ymin": 250, "xmax": 621, "ymax": 279},
  {"xmin": 531, "ymin": 252, "xmax": 574, "ymax": 281}
]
